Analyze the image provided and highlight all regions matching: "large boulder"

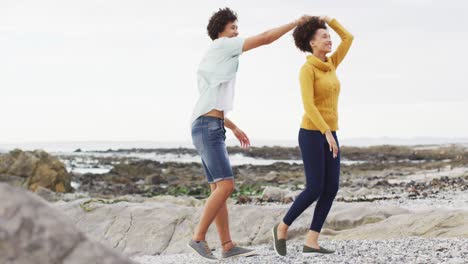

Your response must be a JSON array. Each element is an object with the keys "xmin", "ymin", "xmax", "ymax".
[
  {"xmin": 0, "ymin": 149, "xmax": 72, "ymax": 192},
  {"xmin": 0, "ymin": 183, "xmax": 135, "ymax": 264}
]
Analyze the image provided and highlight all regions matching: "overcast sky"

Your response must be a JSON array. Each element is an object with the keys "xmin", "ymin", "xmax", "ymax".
[{"xmin": 1, "ymin": 0, "xmax": 467, "ymax": 144}]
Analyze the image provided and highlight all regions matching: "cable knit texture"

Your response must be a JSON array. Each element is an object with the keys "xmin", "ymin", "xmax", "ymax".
[{"xmin": 300, "ymin": 18, "xmax": 353, "ymax": 134}]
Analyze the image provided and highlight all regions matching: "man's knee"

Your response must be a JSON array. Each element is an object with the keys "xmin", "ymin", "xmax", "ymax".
[
  {"xmin": 215, "ymin": 179, "xmax": 235, "ymax": 195},
  {"xmin": 209, "ymin": 183, "xmax": 217, "ymax": 193}
]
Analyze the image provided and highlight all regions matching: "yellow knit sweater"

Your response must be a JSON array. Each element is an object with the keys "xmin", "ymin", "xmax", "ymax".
[{"xmin": 300, "ymin": 18, "xmax": 353, "ymax": 134}]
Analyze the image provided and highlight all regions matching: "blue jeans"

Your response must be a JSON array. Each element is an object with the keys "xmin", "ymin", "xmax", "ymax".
[
  {"xmin": 191, "ymin": 116, "xmax": 234, "ymax": 183},
  {"xmin": 283, "ymin": 128, "xmax": 340, "ymax": 232}
]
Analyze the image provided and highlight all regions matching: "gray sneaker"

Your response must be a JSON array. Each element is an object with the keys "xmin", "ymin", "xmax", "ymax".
[
  {"xmin": 222, "ymin": 245, "xmax": 256, "ymax": 259},
  {"xmin": 187, "ymin": 240, "xmax": 218, "ymax": 262}
]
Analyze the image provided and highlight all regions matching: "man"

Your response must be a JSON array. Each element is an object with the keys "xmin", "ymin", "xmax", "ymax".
[{"xmin": 189, "ymin": 7, "xmax": 310, "ymax": 261}]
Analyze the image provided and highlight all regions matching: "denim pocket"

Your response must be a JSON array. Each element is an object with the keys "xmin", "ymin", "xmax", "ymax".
[{"xmin": 207, "ymin": 122, "xmax": 226, "ymax": 141}]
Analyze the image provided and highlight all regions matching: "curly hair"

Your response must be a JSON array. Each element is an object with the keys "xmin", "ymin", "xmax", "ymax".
[
  {"xmin": 293, "ymin": 17, "xmax": 327, "ymax": 53},
  {"xmin": 207, "ymin": 7, "xmax": 238, "ymax": 40}
]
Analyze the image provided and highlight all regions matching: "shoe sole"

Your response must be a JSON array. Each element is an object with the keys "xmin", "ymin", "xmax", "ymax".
[
  {"xmin": 271, "ymin": 226, "xmax": 285, "ymax": 257},
  {"xmin": 186, "ymin": 243, "xmax": 219, "ymax": 262},
  {"xmin": 302, "ymin": 251, "xmax": 335, "ymax": 256},
  {"xmin": 222, "ymin": 250, "xmax": 257, "ymax": 259}
]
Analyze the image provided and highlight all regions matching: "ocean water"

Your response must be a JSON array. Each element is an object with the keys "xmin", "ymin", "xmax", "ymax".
[
  {"xmin": 1, "ymin": 137, "xmax": 468, "ymax": 153},
  {"xmin": 59, "ymin": 151, "xmax": 364, "ymax": 175}
]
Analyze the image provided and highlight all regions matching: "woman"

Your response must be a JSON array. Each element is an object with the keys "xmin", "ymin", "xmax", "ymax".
[
  {"xmin": 272, "ymin": 16, "xmax": 353, "ymax": 256},
  {"xmin": 188, "ymin": 7, "xmax": 310, "ymax": 261}
]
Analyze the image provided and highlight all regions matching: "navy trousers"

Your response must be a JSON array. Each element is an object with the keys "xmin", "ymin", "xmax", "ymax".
[{"xmin": 283, "ymin": 128, "xmax": 340, "ymax": 232}]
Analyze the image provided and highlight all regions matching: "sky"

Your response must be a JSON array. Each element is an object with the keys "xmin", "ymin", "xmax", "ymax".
[{"xmin": 1, "ymin": 0, "xmax": 468, "ymax": 145}]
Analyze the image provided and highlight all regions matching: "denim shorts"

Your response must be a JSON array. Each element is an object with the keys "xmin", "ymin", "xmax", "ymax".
[{"xmin": 191, "ymin": 116, "xmax": 234, "ymax": 183}]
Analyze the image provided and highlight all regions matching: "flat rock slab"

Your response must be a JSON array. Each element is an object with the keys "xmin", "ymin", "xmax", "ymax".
[{"xmin": 54, "ymin": 197, "xmax": 464, "ymax": 257}]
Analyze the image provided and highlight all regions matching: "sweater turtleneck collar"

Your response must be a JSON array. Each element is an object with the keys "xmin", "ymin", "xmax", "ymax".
[{"xmin": 307, "ymin": 55, "xmax": 332, "ymax": 72}]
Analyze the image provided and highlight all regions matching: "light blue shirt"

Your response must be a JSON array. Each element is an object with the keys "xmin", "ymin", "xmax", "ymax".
[{"xmin": 190, "ymin": 37, "xmax": 245, "ymax": 124}]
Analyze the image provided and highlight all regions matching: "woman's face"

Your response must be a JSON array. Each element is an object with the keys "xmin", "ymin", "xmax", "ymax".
[{"xmin": 310, "ymin": 28, "xmax": 332, "ymax": 54}]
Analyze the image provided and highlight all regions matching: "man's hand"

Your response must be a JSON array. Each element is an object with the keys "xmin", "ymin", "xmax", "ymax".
[
  {"xmin": 294, "ymin": 15, "xmax": 313, "ymax": 26},
  {"xmin": 224, "ymin": 118, "xmax": 250, "ymax": 150},
  {"xmin": 232, "ymin": 127, "xmax": 250, "ymax": 150}
]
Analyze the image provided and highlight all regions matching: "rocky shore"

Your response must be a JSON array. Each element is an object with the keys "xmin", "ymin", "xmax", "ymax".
[
  {"xmin": 0, "ymin": 144, "xmax": 466, "ymax": 263},
  {"xmin": 56, "ymin": 144, "xmax": 468, "ymax": 206}
]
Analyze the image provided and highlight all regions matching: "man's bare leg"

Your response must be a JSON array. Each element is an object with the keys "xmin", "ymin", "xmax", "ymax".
[
  {"xmin": 192, "ymin": 179, "xmax": 234, "ymax": 241},
  {"xmin": 209, "ymin": 183, "xmax": 235, "ymax": 252}
]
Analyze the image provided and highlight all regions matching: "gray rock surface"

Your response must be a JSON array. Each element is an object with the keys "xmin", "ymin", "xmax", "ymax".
[
  {"xmin": 53, "ymin": 196, "xmax": 468, "ymax": 258},
  {"xmin": 0, "ymin": 183, "xmax": 135, "ymax": 264}
]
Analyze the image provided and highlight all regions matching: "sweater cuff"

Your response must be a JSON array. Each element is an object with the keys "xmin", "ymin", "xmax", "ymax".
[
  {"xmin": 329, "ymin": 18, "xmax": 337, "ymax": 25},
  {"xmin": 319, "ymin": 126, "xmax": 330, "ymax": 135}
]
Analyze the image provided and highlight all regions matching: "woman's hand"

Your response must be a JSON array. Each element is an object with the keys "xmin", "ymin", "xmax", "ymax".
[
  {"xmin": 325, "ymin": 130, "xmax": 338, "ymax": 158},
  {"xmin": 319, "ymin": 15, "xmax": 332, "ymax": 23},
  {"xmin": 232, "ymin": 127, "xmax": 250, "ymax": 150}
]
